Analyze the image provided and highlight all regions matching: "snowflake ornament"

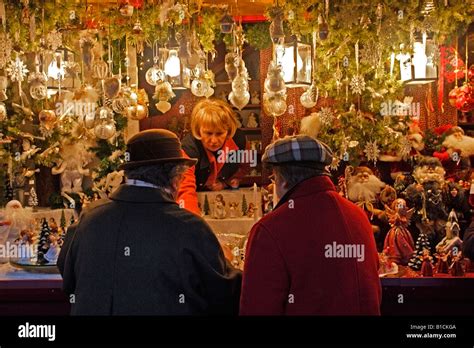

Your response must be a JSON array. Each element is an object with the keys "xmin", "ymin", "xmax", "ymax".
[
  {"xmin": 46, "ymin": 29, "xmax": 63, "ymax": 51},
  {"xmin": 330, "ymin": 156, "xmax": 341, "ymax": 171},
  {"xmin": 350, "ymin": 75, "xmax": 366, "ymax": 95},
  {"xmin": 0, "ymin": 32, "xmax": 13, "ymax": 69},
  {"xmin": 319, "ymin": 107, "xmax": 335, "ymax": 126},
  {"xmin": 6, "ymin": 57, "xmax": 29, "ymax": 82},
  {"xmin": 364, "ymin": 141, "xmax": 380, "ymax": 163}
]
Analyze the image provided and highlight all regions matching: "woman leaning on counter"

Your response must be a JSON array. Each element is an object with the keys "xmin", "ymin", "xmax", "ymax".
[{"xmin": 177, "ymin": 98, "xmax": 248, "ymax": 215}]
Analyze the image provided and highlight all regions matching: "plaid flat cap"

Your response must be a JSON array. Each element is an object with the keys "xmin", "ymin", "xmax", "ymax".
[{"xmin": 262, "ymin": 135, "xmax": 334, "ymax": 168}]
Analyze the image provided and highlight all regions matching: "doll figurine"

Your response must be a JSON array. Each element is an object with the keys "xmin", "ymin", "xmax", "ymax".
[
  {"xmin": 229, "ymin": 202, "xmax": 240, "ymax": 218},
  {"xmin": 449, "ymin": 251, "xmax": 465, "ymax": 277},
  {"xmin": 213, "ymin": 194, "xmax": 227, "ymax": 219},
  {"xmin": 421, "ymin": 248, "xmax": 434, "ymax": 277},
  {"xmin": 43, "ymin": 233, "xmax": 61, "ymax": 264},
  {"xmin": 435, "ymin": 252, "xmax": 450, "ymax": 274},
  {"xmin": 247, "ymin": 203, "xmax": 256, "ymax": 218},
  {"xmin": 246, "ymin": 112, "xmax": 259, "ymax": 128},
  {"xmin": 251, "ymin": 91, "xmax": 260, "ymax": 105},
  {"xmin": 382, "ymin": 198, "xmax": 415, "ymax": 265},
  {"xmin": 435, "ymin": 215, "xmax": 463, "ymax": 255}
]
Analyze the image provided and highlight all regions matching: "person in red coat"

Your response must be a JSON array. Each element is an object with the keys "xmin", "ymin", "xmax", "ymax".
[{"xmin": 240, "ymin": 135, "xmax": 382, "ymax": 315}]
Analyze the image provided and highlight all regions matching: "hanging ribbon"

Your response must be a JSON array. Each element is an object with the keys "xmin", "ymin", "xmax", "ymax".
[{"xmin": 438, "ymin": 46, "xmax": 445, "ymax": 113}]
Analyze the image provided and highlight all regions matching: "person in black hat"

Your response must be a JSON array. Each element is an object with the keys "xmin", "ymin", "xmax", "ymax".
[
  {"xmin": 240, "ymin": 135, "xmax": 381, "ymax": 315},
  {"xmin": 58, "ymin": 129, "xmax": 241, "ymax": 315}
]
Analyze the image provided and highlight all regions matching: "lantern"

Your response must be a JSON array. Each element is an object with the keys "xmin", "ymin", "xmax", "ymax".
[
  {"xmin": 404, "ymin": 32, "xmax": 438, "ymax": 85},
  {"xmin": 276, "ymin": 36, "xmax": 312, "ymax": 87}
]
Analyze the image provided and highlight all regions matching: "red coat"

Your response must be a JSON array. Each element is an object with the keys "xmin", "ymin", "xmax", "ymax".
[{"xmin": 240, "ymin": 175, "xmax": 382, "ymax": 315}]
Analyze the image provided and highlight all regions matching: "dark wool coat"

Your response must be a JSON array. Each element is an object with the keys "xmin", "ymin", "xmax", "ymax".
[{"xmin": 58, "ymin": 184, "xmax": 241, "ymax": 315}]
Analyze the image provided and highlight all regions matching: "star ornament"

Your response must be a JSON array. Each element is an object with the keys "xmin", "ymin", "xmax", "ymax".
[
  {"xmin": 6, "ymin": 57, "xmax": 29, "ymax": 82},
  {"xmin": 350, "ymin": 75, "xmax": 366, "ymax": 95}
]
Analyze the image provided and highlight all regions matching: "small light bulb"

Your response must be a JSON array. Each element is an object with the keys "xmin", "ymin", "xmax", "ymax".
[{"xmin": 164, "ymin": 50, "xmax": 181, "ymax": 78}]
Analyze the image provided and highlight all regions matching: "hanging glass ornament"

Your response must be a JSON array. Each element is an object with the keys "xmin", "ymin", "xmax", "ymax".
[
  {"xmin": 229, "ymin": 90, "xmax": 250, "ymax": 110},
  {"xmin": 264, "ymin": 62, "xmax": 286, "ymax": 94},
  {"xmin": 191, "ymin": 78, "xmax": 210, "ymax": 97},
  {"xmin": 103, "ymin": 76, "xmax": 121, "ymax": 99},
  {"xmin": 300, "ymin": 84, "xmax": 319, "ymax": 109},
  {"xmin": 153, "ymin": 81, "xmax": 175, "ymax": 114},
  {"xmin": 112, "ymin": 97, "xmax": 131, "ymax": 114},
  {"xmin": 125, "ymin": 103, "xmax": 149, "ymax": 120},
  {"xmin": 94, "ymin": 119, "xmax": 116, "ymax": 140},
  {"xmin": 38, "ymin": 109, "xmax": 57, "ymax": 131},
  {"xmin": 264, "ymin": 93, "xmax": 287, "ymax": 117},
  {"xmin": 92, "ymin": 60, "xmax": 108, "ymax": 79},
  {"xmin": 28, "ymin": 71, "xmax": 48, "ymax": 100},
  {"xmin": 225, "ymin": 52, "xmax": 238, "ymax": 81}
]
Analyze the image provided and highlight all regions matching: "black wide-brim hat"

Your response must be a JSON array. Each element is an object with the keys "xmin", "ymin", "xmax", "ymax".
[{"xmin": 119, "ymin": 129, "xmax": 197, "ymax": 170}]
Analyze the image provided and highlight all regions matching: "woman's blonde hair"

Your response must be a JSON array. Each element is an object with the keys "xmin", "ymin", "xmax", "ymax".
[{"xmin": 190, "ymin": 98, "xmax": 238, "ymax": 140}]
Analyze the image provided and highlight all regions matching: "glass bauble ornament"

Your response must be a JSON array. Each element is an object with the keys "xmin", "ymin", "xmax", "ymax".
[
  {"xmin": 205, "ymin": 87, "xmax": 215, "ymax": 98},
  {"xmin": 300, "ymin": 85, "xmax": 318, "ymax": 109},
  {"xmin": 155, "ymin": 101, "xmax": 171, "ymax": 113},
  {"xmin": 29, "ymin": 80, "xmax": 48, "ymax": 100},
  {"xmin": 94, "ymin": 119, "xmax": 116, "ymax": 140},
  {"xmin": 191, "ymin": 78, "xmax": 209, "ymax": 97},
  {"xmin": 145, "ymin": 65, "xmax": 165, "ymax": 86},
  {"xmin": 103, "ymin": 77, "xmax": 121, "ymax": 99},
  {"xmin": 264, "ymin": 94, "xmax": 287, "ymax": 117},
  {"xmin": 38, "ymin": 109, "xmax": 57, "ymax": 131},
  {"xmin": 229, "ymin": 90, "xmax": 250, "ymax": 110},
  {"xmin": 112, "ymin": 97, "xmax": 130, "ymax": 114},
  {"xmin": 125, "ymin": 104, "xmax": 149, "ymax": 120},
  {"xmin": 92, "ymin": 60, "xmax": 108, "ymax": 79},
  {"xmin": 232, "ymin": 75, "xmax": 249, "ymax": 93}
]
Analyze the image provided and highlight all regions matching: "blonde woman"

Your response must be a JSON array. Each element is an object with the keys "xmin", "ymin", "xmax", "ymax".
[{"xmin": 177, "ymin": 98, "xmax": 247, "ymax": 215}]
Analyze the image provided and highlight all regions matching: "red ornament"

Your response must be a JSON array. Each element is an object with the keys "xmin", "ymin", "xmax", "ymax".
[
  {"xmin": 468, "ymin": 65, "xmax": 474, "ymax": 82},
  {"xmin": 129, "ymin": 0, "xmax": 143, "ymax": 9},
  {"xmin": 85, "ymin": 18, "xmax": 98, "ymax": 29},
  {"xmin": 448, "ymin": 87, "xmax": 460, "ymax": 107},
  {"xmin": 455, "ymin": 90, "xmax": 474, "ymax": 113}
]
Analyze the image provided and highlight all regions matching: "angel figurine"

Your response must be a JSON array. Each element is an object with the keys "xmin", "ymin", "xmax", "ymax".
[
  {"xmin": 229, "ymin": 202, "xmax": 240, "ymax": 218},
  {"xmin": 52, "ymin": 139, "xmax": 92, "ymax": 194},
  {"xmin": 382, "ymin": 198, "xmax": 415, "ymax": 265},
  {"xmin": 213, "ymin": 194, "xmax": 227, "ymax": 219},
  {"xmin": 436, "ymin": 212, "xmax": 463, "ymax": 255}
]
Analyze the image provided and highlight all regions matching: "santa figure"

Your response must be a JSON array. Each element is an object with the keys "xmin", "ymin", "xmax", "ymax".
[
  {"xmin": 404, "ymin": 157, "xmax": 448, "ymax": 246},
  {"xmin": 346, "ymin": 166, "xmax": 387, "ymax": 246},
  {"xmin": 346, "ymin": 166, "xmax": 386, "ymax": 204},
  {"xmin": 434, "ymin": 126, "xmax": 473, "ymax": 180},
  {"xmin": 442, "ymin": 126, "xmax": 474, "ymax": 159}
]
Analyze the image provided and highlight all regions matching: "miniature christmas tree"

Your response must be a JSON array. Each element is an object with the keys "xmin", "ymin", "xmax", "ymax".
[
  {"xmin": 37, "ymin": 218, "xmax": 51, "ymax": 263},
  {"xmin": 242, "ymin": 194, "xmax": 248, "ymax": 216},
  {"xmin": 4, "ymin": 173, "xmax": 13, "ymax": 202},
  {"xmin": 408, "ymin": 232, "xmax": 430, "ymax": 270},
  {"xmin": 203, "ymin": 194, "xmax": 210, "ymax": 215},
  {"xmin": 28, "ymin": 187, "xmax": 38, "ymax": 209}
]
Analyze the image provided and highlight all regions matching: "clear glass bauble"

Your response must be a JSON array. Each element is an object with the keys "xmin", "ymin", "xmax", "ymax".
[
  {"xmin": 145, "ymin": 65, "xmax": 165, "ymax": 86},
  {"xmin": 229, "ymin": 90, "xmax": 250, "ymax": 110},
  {"xmin": 29, "ymin": 80, "xmax": 48, "ymax": 100},
  {"xmin": 191, "ymin": 78, "xmax": 209, "ymax": 97},
  {"xmin": 94, "ymin": 120, "xmax": 116, "ymax": 140},
  {"xmin": 300, "ymin": 85, "xmax": 318, "ymax": 109}
]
